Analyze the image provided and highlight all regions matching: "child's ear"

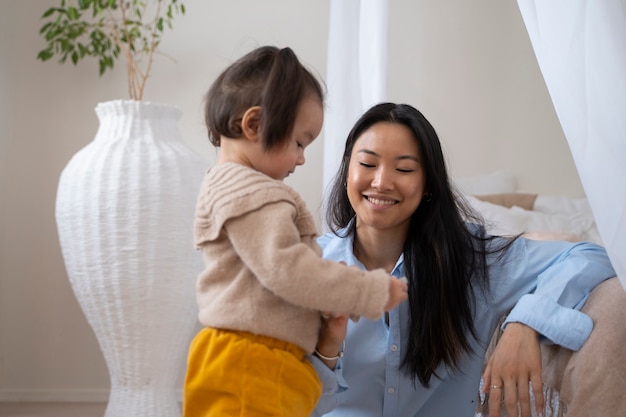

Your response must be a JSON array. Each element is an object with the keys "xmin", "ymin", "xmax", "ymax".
[{"xmin": 241, "ymin": 106, "xmax": 262, "ymax": 142}]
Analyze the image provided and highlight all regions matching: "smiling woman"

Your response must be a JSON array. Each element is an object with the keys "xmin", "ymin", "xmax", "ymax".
[{"xmin": 312, "ymin": 102, "xmax": 616, "ymax": 417}]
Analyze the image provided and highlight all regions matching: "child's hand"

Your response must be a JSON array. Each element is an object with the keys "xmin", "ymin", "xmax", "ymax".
[{"xmin": 384, "ymin": 276, "xmax": 408, "ymax": 311}]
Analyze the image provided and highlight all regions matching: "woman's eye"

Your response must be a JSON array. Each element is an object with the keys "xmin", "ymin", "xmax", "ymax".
[
  {"xmin": 358, "ymin": 161, "xmax": 375, "ymax": 168},
  {"xmin": 397, "ymin": 168, "xmax": 414, "ymax": 173}
]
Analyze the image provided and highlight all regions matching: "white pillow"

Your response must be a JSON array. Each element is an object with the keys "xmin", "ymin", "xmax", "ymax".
[
  {"xmin": 453, "ymin": 170, "xmax": 517, "ymax": 195},
  {"xmin": 466, "ymin": 196, "xmax": 602, "ymax": 244},
  {"xmin": 533, "ymin": 195, "xmax": 593, "ymax": 216}
]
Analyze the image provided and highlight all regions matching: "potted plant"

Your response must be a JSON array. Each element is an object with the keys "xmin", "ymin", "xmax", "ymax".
[
  {"xmin": 37, "ymin": 0, "xmax": 185, "ymax": 100},
  {"xmin": 38, "ymin": 2, "xmax": 206, "ymax": 416}
]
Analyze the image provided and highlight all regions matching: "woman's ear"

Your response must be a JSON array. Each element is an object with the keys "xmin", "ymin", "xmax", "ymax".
[{"xmin": 241, "ymin": 106, "xmax": 262, "ymax": 142}]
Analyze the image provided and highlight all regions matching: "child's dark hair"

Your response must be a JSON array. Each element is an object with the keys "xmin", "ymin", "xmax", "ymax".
[{"xmin": 205, "ymin": 46, "xmax": 324, "ymax": 151}]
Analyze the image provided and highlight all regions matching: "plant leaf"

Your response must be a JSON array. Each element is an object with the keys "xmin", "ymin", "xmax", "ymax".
[{"xmin": 37, "ymin": 49, "xmax": 54, "ymax": 61}]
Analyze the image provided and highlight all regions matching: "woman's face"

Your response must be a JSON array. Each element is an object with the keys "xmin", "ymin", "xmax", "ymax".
[{"xmin": 347, "ymin": 122, "xmax": 426, "ymax": 234}]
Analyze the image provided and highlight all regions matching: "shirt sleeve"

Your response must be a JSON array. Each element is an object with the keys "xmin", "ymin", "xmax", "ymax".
[
  {"xmin": 492, "ymin": 238, "xmax": 616, "ymax": 350},
  {"xmin": 308, "ymin": 355, "xmax": 349, "ymax": 416}
]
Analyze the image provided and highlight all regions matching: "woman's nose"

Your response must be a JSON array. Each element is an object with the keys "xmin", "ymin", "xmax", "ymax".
[{"xmin": 371, "ymin": 168, "xmax": 392, "ymax": 190}]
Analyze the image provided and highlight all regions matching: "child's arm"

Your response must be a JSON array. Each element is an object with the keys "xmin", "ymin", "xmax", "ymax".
[
  {"xmin": 351, "ymin": 276, "xmax": 408, "ymax": 322},
  {"xmin": 224, "ymin": 200, "xmax": 394, "ymax": 319},
  {"xmin": 385, "ymin": 276, "xmax": 408, "ymax": 311}
]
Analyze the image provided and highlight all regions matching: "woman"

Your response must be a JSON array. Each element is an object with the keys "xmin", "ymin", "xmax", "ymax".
[{"xmin": 310, "ymin": 103, "xmax": 615, "ymax": 417}]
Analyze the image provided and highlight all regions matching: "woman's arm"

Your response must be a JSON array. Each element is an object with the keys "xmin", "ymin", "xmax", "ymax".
[
  {"xmin": 489, "ymin": 238, "xmax": 615, "ymax": 349},
  {"xmin": 484, "ymin": 238, "xmax": 615, "ymax": 417},
  {"xmin": 309, "ymin": 313, "xmax": 350, "ymax": 416}
]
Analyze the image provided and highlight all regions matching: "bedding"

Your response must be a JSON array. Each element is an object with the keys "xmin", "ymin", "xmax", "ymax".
[
  {"xmin": 473, "ymin": 192, "xmax": 537, "ymax": 210},
  {"xmin": 453, "ymin": 170, "xmax": 602, "ymax": 244},
  {"xmin": 466, "ymin": 194, "xmax": 602, "ymax": 244}
]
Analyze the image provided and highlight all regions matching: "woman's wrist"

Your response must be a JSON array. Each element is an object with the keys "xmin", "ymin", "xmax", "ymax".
[
  {"xmin": 314, "ymin": 340, "xmax": 345, "ymax": 361},
  {"xmin": 313, "ymin": 340, "xmax": 345, "ymax": 369}
]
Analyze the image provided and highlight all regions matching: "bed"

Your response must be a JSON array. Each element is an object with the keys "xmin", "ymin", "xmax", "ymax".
[
  {"xmin": 454, "ymin": 170, "xmax": 602, "ymax": 245},
  {"xmin": 454, "ymin": 171, "xmax": 626, "ymax": 417}
]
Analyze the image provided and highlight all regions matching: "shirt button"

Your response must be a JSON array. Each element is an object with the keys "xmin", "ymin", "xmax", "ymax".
[
  {"xmin": 387, "ymin": 386, "xmax": 395, "ymax": 394},
  {"xmin": 390, "ymin": 344, "xmax": 398, "ymax": 352}
]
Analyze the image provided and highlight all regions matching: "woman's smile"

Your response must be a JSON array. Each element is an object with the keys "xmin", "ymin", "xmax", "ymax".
[{"xmin": 364, "ymin": 194, "xmax": 399, "ymax": 207}]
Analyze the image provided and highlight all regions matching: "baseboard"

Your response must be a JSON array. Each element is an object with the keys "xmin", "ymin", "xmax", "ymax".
[
  {"xmin": 0, "ymin": 389, "xmax": 109, "ymax": 402},
  {"xmin": 0, "ymin": 388, "xmax": 184, "ymax": 402}
]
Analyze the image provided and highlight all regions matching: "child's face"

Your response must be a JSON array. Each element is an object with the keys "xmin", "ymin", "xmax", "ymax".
[{"xmin": 262, "ymin": 96, "xmax": 323, "ymax": 180}]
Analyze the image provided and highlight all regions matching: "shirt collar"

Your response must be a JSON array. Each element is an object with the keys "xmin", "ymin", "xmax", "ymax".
[{"xmin": 320, "ymin": 219, "xmax": 405, "ymax": 278}]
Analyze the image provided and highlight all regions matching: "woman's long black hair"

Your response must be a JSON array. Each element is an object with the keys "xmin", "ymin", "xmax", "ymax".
[{"xmin": 325, "ymin": 103, "xmax": 514, "ymax": 387}]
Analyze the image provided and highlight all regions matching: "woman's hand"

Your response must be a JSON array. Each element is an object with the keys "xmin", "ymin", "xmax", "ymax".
[
  {"xmin": 316, "ymin": 312, "xmax": 349, "ymax": 370},
  {"xmin": 483, "ymin": 322, "xmax": 544, "ymax": 417}
]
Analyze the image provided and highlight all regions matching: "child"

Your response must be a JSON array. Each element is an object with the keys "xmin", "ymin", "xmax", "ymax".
[{"xmin": 182, "ymin": 46, "xmax": 408, "ymax": 417}]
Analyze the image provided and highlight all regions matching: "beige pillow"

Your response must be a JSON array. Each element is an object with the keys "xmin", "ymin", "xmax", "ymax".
[{"xmin": 473, "ymin": 193, "xmax": 538, "ymax": 210}]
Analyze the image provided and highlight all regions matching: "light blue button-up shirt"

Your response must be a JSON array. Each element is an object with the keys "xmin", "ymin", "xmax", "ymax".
[{"xmin": 311, "ymin": 227, "xmax": 615, "ymax": 417}]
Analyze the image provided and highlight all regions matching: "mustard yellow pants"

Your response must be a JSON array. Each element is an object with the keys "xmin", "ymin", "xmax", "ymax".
[{"xmin": 183, "ymin": 327, "xmax": 322, "ymax": 417}]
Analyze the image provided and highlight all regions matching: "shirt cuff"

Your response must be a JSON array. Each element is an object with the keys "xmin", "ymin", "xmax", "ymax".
[
  {"xmin": 503, "ymin": 293, "xmax": 593, "ymax": 351},
  {"xmin": 308, "ymin": 354, "xmax": 349, "ymax": 416}
]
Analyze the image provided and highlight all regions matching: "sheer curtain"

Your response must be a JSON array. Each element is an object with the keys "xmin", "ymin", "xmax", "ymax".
[
  {"xmin": 517, "ymin": 0, "xmax": 626, "ymax": 290},
  {"xmin": 322, "ymin": 0, "xmax": 389, "ymax": 228},
  {"xmin": 324, "ymin": 0, "xmax": 625, "ymax": 289}
]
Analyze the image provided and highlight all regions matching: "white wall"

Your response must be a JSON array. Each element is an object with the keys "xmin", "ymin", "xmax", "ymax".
[{"xmin": 0, "ymin": 0, "xmax": 582, "ymax": 402}]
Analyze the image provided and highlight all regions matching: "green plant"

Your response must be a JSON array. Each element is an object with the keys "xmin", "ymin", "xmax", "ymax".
[{"xmin": 37, "ymin": 0, "xmax": 186, "ymax": 100}]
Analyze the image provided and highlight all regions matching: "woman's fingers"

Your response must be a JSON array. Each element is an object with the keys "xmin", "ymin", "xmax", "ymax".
[
  {"xmin": 530, "ymin": 369, "xmax": 545, "ymax": 414},
  {"xmin": 487, "ymin": 382, "xmax": 503, "ymax": 417},
  {"xmin": 516, "ymin": 375, "xmax": 531, "ymax": 417},
  {"xmin": 485, "ymin": 322, "xmax": 543, "ymax": 417}
]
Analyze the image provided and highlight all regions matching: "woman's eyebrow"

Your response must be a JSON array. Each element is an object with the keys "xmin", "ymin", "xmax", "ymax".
[
  {"xmin": 357, "ymin": 149, "xmax": 379, "ymax": 157},
  {"xmin": 357, "ymin": 149, "xmax": 418, "ymax": 162}
]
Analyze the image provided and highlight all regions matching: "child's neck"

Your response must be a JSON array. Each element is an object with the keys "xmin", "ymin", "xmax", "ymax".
[{"xmin": 217, "ymin": 139, "xmax": 254, "ymax": 168}]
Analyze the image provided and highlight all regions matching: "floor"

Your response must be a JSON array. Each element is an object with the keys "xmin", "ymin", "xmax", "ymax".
[{"xmin": 0, "ymin": 402, "xmax": 107, "ymax": 417}]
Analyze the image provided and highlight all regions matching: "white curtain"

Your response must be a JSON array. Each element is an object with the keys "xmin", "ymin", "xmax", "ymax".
[
  {"xmin": 324, "ymin": 1, "xmax": 625, "ymax": 289},
  {"xmin": 322, "ymin": 0, "xmax": 389, "ymax": 227},
  {"xmin": 516, "ymin": 0, "xmax": 626, "ymax": 290}
]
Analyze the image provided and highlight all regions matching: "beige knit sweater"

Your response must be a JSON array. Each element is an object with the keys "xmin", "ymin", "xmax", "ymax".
[{"xmin": 194, "ymin": 163, "xmax": 390, "ymax": 353}]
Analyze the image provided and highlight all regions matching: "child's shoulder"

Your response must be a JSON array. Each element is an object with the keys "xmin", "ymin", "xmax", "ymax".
[
  {"xmin": 201, "ymin": 162, "xmax": 297, "ymax": 212},
  {"xmin": 207, "ymin": 162, "xmax": 287, "ymax": 191}
]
